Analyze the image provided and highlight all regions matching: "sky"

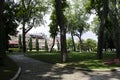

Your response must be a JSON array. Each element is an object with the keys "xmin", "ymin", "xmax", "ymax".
[
  {"xmin": 27, "ymin": 14, "xmax": 97, "ymax": 41},
  {"xmin": 16, "ymin": 0, "xmax": 97, "ymax": 41}
]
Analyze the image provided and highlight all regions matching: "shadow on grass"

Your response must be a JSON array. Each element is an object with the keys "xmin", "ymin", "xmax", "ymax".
[
  {"xmin": 25, "ymin": 51, "xmax": 119, "ymax": 70},
  {"xmin": 9, "ymin": 55, "xmax": 83, "ymax": 80},
  {"xmin": 9, "ymin": 54, "xmax": 120, "ymax": 80}
]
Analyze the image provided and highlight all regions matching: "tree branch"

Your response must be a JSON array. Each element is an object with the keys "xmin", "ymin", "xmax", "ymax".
[{"xmin": 25, "ymin": 18, "xmax": 35, "ymax": 34}]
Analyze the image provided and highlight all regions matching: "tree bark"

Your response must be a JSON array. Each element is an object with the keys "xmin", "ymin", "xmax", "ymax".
[
  {"xmin": 97, "ymin": 0, "xmax": 109, "ymax": 59},
  {"xmin": 0, "ymin": 0, "xmax": 6, "ymax": 66},
  {"xmin": 71, "ymin": 33, "xmax": 76, "ymax": 51},
  {"xmin": 74, "ymin": 33, "xmax": 82, "ymax": 52},
  {"xmin": 50, "ymin": 36, "xmax": 55, "ymax": 52},
  {"xmin": 55, "ymin": 0, "xmax": 67, "ymax": 62},
  {"xmin": 109, "ymin": 0, "xmax": 120, "ymax": 58},
  {"xmin": 22, "ymin": 21, "xmax": 26, "ymax": 53}
]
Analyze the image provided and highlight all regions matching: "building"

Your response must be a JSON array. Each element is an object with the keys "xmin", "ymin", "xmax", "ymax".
[{"xmin": 9, "ymin": 33, "xmax": 60, "ymax": 50}]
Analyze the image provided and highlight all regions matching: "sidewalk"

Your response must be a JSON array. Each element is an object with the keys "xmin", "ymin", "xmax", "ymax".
[{"xmin": 9, "ymin": 54, "xmax": 120, "ymax": 80}]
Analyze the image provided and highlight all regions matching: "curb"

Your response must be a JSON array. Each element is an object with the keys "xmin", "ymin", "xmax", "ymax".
[
  {"xmin": 66, "ymin": 66, "xmax": 120, "ymax": 72},
  {"xmin": 10, "ymin": 67, "xmax": 21, "ymax": 80},
  {"xmin": 55, "ymin": 63, "xmax": 120, "ymax": 72}
]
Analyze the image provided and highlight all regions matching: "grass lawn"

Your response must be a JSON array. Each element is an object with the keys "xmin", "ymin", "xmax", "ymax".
[
  {"xmin": 0, "ymin": 56, "xmax": 18, "ymax": 80},
  {"xmin": 26, "ymin": 51, "xmax": 120, "ymax": 70}
]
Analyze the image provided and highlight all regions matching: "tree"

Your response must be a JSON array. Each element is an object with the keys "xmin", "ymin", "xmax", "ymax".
[
  {"xmin": 66, "ymin": 38, "xmax": 73, "ymax": 51},
  {"xmin": 49, "ymin": 10, "xmax": 59, "ymax": 52},
  {"xmin": 108, "ymin": 0, "xmax": 120, "ymax": 58},
  {"xmin": 17, "ymin": 0, "xmax": 49, "ymax": 53},
  {"xmin": 82, "ymin": 39, "xmax": 97, "ymax": 51},
  {"xmin": 91, "ymin": 16, "xmax": 115, "ymax": 52},
  {"xmin": 28, "ymin": 37, "xmax": 32, "ymax": 51},
  {"xmin": 35, "ymin": 37, "xmax": 39, "ymax": 51},
  {"xmin": 18, "ymin": 35, "xmax": 22, "ymax": 52},
  {"xmin": 45, "ymin": 38, "xmax": 48, "ymax": 51},
  {"xmin": 0, "ymin": 0, "xmax": 6, "ymax": 66},
  {"xmin": 54, "ymin": 0, "xmax": 68, "ymax": 62},
  {"xmin": 65, "ymin": 1, "xmax": 76, "ymax": 51},
  {"xmin": 57, "ymin": 40, "xmax": 60, "ymax": 51},
  {"xmin": 65, "ymin": 0, "xmax": 89, "ymax": 52},
  {"xmin": 85, "ymin": 0, "xmax": 109, "ymax": 59},
  {"xmin": 4, "ymin": 0, "xmax": 19, "ymax": 51}
]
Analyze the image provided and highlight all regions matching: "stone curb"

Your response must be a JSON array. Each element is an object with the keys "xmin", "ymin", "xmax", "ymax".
[
  {"xmin": 55, "ymin": 63, "xmax": 120, "ymax": 72},
  {"xmin": 10, "ymin": 67, "xmax": 21, "ymax": 80},
  {"xmin": 66, "ymin": 66, "xmax": 120, "ymax": 72}
]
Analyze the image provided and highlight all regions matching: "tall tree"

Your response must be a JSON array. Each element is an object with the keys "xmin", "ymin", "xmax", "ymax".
[
  {"xmin": 17, "ymin": 0, "xmax": 49, "ymax": 53},
  {"xmin": 65, "ymin": 0, "xmax": 89, "ymax": 52},
  {"xmin": 97, "ymin": 0, "xmax": 109, "ymax": 59},
  {"xmin": 49, "ymin": 10, "xmax": 59, "ymax": 52},
  {"xmin": 85, "ymin": 0, "xmax": 109, "ymax": 59},
  {"xmin": 65, "ymin": 5, "xmax": 76, "ymax": 51},
  {"xmin": 109, "ymin": 0, "xmax": 120, "ymax": 58},
  {"xmin": 4, "ymin": 0, "xmax": 19, "ymax": 51},
  {"xmin": 0, "ymin": 0, "xmax": 6, "ymax": 65},
  {"xmin": 54, "ymin": 0, "xmax": 68, "ymax": 62}
]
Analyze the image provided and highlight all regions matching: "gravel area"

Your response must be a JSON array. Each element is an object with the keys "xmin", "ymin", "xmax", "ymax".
[{"xmin": 9, "ymin": 54, "xmax": 120, "ymax": 80}]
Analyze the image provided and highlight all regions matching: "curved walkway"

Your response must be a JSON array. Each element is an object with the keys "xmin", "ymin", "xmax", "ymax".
[{"xmin": 9, "ymin": 54, "xmax": 120, "ymax": 80}]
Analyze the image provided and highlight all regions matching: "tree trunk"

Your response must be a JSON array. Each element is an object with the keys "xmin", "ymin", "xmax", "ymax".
[
  {"xmin": 22, "ymin": 21, "xmax": 26, "ymax": 53},
  {"xmin": 97, "ymin": 0, "xmax": 109, "ymax": 59},
  {"xmin": 79, "ymin": 33, "xmax": 82, "ymax": 52},
  {"xmin": 55, "ymin": 0, "xmax": 67, "ymax": 62},
  {"xmin": 75, "ymin": 33, "xmax": 82, "ymax": 52},
  {"xmin": 109, "ymin": 0, "xmax": 120, "ymax": 58},
  {"xmin": 57, "ymin": 40, "xmax": 60, "ymax": 51},
  {"xmin": 71, "ymin": 33, "xmax": 76, "ymax": 51},
  {"xmin": 0, "ymin": 0, "xmax": 6, "ymax": 66},
  {"xmin": 50, "ymin": 36, "xmax": 55, "ymax": 52}
]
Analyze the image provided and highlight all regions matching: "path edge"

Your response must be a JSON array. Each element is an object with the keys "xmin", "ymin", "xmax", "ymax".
[{"xmin": 10, "ymin": 67, "xmax": 21, "ymax": 80}]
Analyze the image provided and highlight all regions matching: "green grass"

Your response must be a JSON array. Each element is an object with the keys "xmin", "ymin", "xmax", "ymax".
[
  {"xmin": 8, "ymin": 48, "xmax": 19, "ymax": 52},
  {"xmin": 0, "ymin": 56, "xmax": 18, "ymax": 80},
  {"xmin": 26, "ymin": 51, "xmax": 120, "ymax": 69}
]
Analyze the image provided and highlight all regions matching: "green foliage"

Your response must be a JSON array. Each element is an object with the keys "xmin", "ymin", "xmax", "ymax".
[
  {"xmin": 28, "ymin": 37, "xmax": 32, "ymax": 51},
  {"xmin": 82, "ymin": 39, "xmax": 97, "ymax": 51},
  {"xmin": 66, "ymin": 38, "xmax": 73, "ymax": 50},
  {"xmin": 27, "ymin": 51, "xmax": 119, "ymax": 69},
  {"xmin": 45, "ymin": 39, "xmax": 48, "ymax": 51},
  {"xmin": 65, "ymin": 0, "xmax": 89, "ymax": 37},
  {"xmin": 35, "ymin": 37, "xmax": 39, "ymax": 51},
  {"xmin": 17, "ymin": 0, "xmax": 50, "ymax": 31},
  {"xmin": 49, "ymin": 10, "xmax": 59, "ymax": 38},
  {"xmin": 4, "ymin": 1, "xmax": 18, "ymax": 36}
]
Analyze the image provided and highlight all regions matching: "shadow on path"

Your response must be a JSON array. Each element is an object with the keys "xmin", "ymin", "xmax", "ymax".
[{"xmin": 9, "ymin": 54, "xmax": 120, "ymax": 80}]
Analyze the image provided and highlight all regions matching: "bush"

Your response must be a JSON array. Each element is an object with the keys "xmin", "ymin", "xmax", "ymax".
[
  {"xmin": 28, "ymin": 37, "xmax": 32, "ymax": 51},
  {"xmin": 36, "ymin": 37, "xmax": 39, "ymax": 51}
]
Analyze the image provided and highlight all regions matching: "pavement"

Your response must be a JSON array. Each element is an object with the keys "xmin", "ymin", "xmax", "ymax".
[{"xmin": 9, "ymin": 54, "xmax": 120, "ymax": 80}]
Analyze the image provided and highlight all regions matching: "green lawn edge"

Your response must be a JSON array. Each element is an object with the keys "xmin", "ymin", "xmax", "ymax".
[{"xmin": 26, "ymin": 51, "xmax": 120, "ymax": 70}]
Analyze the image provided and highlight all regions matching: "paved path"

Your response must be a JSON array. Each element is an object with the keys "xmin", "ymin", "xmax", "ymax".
[{"xmin": 9, "ymin": 55, "xmax": 120, "ymax": 80}]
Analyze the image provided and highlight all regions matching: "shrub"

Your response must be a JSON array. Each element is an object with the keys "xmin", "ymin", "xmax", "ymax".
[
  {"xmin": 28, "ymin": 37, "xmax": 32, "ymax": 51},
  {"xmin": 36, "ymin": 37, "xmax": 39, "ymax": 51}
]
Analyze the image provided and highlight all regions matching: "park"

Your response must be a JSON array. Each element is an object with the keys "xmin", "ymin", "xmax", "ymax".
[{"xmin": 0, "ymin": 0, "xmax": 120, "ymax": 80}]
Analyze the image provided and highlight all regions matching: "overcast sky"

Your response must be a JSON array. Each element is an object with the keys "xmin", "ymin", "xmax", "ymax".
[
  {"xmin": 27, "ymin": 14, "xmax": 97, "ymax": 41},
  {"xmin": 16, "ymin": 0, "xmax": 97, "ymax": 41}
]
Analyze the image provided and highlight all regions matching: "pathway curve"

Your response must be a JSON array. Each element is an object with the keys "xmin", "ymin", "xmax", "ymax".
[{"xmin": 9, "ymin": 55, "xmax": 120, "ymax": 80}]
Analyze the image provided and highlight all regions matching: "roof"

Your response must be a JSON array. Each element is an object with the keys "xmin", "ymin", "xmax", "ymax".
[{"xmin": 9, "ymin": 41, "xmax": 18, "ymax": 45}]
